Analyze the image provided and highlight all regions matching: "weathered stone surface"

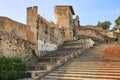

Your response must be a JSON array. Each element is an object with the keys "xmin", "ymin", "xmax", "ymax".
[
  {"xmin": 0, "ymin": 31, "xmax": 37, "ymax": 61},
  {"xmin": 0, "ymin": 16, "xmax": 35, "ymax": 43},
  {"xmin": 43, "ymin": 43, "xmax": 120, "ymax": 80},
  {"xmin": 27, "ymin": 6, "xmax": 38, "ymax": 43},
  {"xmin": 54, "ymin": 6, "xmax": 75, "ymax": 41},
  {"xmin": 37, "ymin": 14, "xmax": 64, "ymax": 45},
  {"xmin": 0, "ymin": 5, "xmax": 119, "ymax": 67},
  {"xmin": 39, "ymin": 39, "xmax": 94, "ymax": 79},
  {"xmin": 76, "ymin": 26, "xmax": 105, "ymax": 41}
]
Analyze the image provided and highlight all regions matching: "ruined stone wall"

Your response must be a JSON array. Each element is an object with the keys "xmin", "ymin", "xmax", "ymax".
[
  {"xmin": 0, "ymin": 31, "xmax": 37, "ymax": 61},
  {"xmin": 0, "ymin": 16, "xmax": 26, "ymax": 39},
  {"xmin": 0, "ymin": 16, "xmax": 35, "ymax": 43},
  {"xmin": 76, "ymin": 27, "xmax": 105, "ymax": 41},
  {"xmin": 26, "ymin": 6, "xmax": 65, "ymax": 52},
  {"xmin": 37, "ymin": 14, "xmax": 64, "ymax": 51},
  {"xmin": 54, "ymin": 6, "xmax": 74, "ymax": 41},
  {"xmin": 0, "ymin": 6, "xmax": 65, "ymax": 58},
  {"xmin": 0, "ymin": 5, "xmax": 85, "ymax": 59},
  {"xmin": 26, "ymin": 6, "xmax": 38, "ymax": 43},
  {"xmin": 107, "ymin": 31, "xmax": 120, "ymax": 42},
  {"xmin": 54, "ymin": 7, "xmax": 70, "ymax": 28},
  {"xmin": 37, "ymin": 14, "xmax": 64, "ymax": 44},
  {"xmin": 81, "ymin": 26, "xmax": 103, "ymax": 30},
  {"xmin": 73, "ymin": 16, "xmax": 80, "ymax": 27},
  {"xmin": 0, "ymin": 5, "xmax": 75, "ymax": 59}
]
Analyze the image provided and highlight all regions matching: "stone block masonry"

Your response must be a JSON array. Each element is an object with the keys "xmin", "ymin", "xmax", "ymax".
[
  {"xmin": 0, "ymin": 5, "xmax": 114, "ymax": 61},
  {"xmin": 0, "ymin": 16, "xmax": 35, "ymax": 43},
  {"xmin": 0, "ymin": 6, "xmax": 66, "ymax": 59},
  {"xmin": 27, "ymin": 6, "xmax": 38, "ymax": 43},
  {"xmin": 0, "ymin": 31, "xmax": 37, "ymax": 61},
  {"xmin": 37, "ymin": 14, "xmax": 64, "ymax": 45},
  {"xmin": 54, "ymin": 6, "xmax": 75, "ymax": 41},
  {"xmin": 0, "ymin": 16, "xmax": 38, "ymax": 60}
]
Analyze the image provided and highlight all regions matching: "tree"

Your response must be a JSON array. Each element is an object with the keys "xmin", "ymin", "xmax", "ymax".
[
  {"xmin": 113, "ymin": 16, "xmax": 120, "ymax": 30},
  {"xmin": 115, "ymin": 16, "xmax": 120, "ymax": 25},
  {"xmin": 97, "ymin": 21, "xmax": 111, "ymax": 30}
]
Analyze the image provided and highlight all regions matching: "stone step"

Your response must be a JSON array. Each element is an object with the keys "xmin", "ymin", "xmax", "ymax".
[
  {"xmin": 65, "ymin": 63, "xmax": 120, "ymax": 68},
  {"xmin": 47, "ymin": 73, "xmax": 120, "ymax": 79},
  {"xmin": 63, "ymin": 62, "xmax": 100, "ymax": 66},
  {"xmin": 43, "ymin": 76, "xmax": 116, "ymax": 80},
  {"xmin": 58, "ymin": 47, "xmax": 84, "ymax": 50},
  {"xmin": 53, "ymin": 49, "xmax": 82, "ymax": 54},
  {"xmin": 66, "ymin": 61, "xmax": 120, "ymax": 64},
  {"xmin": 52, "ymin": 70, "xmax": 120, "ymax": 75},
  {"xmin": 59, "ymin": 43, "xmax": 85, "ymax": 49},
  {"xmin": 63, "ymin": 40, "xmax": 86, "ymax": 45},
  {"xmin": 56, "ymin": 68, "xmax": 120, "ymax": 72},
  {"xmin": 44, "ymin": 65, "xmax": 120, "ymax": 79},
  {"xmin": 41, "ymin": 43, "xmax": 120, "ymax": 80},
  {"xmin": 59, "ymin": 45, "xmax": 84, "ymax": 49},
  {"xmin": 43, "ymin": 51, "xmax": 76, "ymax": 57},
  {"xmin": 58, "ymin": 67, "xmax": 120, "ymax": 70}
]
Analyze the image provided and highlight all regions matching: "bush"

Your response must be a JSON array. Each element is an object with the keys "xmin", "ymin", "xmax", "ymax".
[{"xmin": 0, "ymin": 57, "xmax": 26, "ymax": 80}]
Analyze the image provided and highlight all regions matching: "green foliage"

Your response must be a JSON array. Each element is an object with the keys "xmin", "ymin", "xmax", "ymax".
[
  {"xmin": 0, "ymin": 57, "xmax": 26, "ymax": 80},
  {"xmin": 115, "ymin": 16, "xmax": 120, "ymax": 25},
  {"xmin": 113, "ymin": 16, "xmax": 120, "ymax": 30},
  {"xmin": 97, "ymin": 21, "xmax": 111, "ymax": 30},
  {"xmin": 113, "ymin": 25, "xmax": 119, "ymax": 31},
  {"xmin": 113, "ymin": 27, "xmax": 117, "ymax": 31}
]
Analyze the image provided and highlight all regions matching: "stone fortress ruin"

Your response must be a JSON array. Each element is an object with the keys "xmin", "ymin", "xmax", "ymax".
[
  {"xmin": 0, "ymin": 5, "xmax": 118, "ymax": 58},
  {"xmin": 0, "ymin": 5, "xmax": 120, "ymax": 79},
  {"xmin": 0, "ymin": 5, "xmax": 120, "ymax": 60},
  {"xmin": 0, "ymin": 5, "xmax": 76, "ymax": 60}
]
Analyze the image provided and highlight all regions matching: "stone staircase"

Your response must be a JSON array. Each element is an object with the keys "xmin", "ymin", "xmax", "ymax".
[
  {"xmin": 26, "ymin": 39, "xmax": 93, "ymax": 79},
  {"xmin": 42, "ymin": 43, "xmax": 120, "ymax": 80}
]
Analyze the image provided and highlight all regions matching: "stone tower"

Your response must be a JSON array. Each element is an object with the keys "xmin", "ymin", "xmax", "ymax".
[
  {"xmin": 74, "ymin": 15, "xmax": 80, "ymax": 27},
  {"xmin": 26, "ymin": 6, "xmax": 38, "ymax": 43},
  {"xmin": 54, "ymin": 5, "xmax": 75, "ymax": 41}
]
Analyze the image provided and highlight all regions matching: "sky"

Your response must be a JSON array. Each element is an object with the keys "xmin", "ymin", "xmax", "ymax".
[{"xmin": 0, "ymin": 0, "xmax": 120, "ymax": 29}]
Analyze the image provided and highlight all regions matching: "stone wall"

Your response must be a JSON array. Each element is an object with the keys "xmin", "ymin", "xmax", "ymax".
[
  {"xmin": 0, "ymin": 16, "xmax": 35, "ymax": 43},
  {"xmin": 81, "ymin": 25, "xmax": 103, "ymax": 30},
  {"xmin": 1, "ymin": 5, "xmax": 115, "ymax": 61},
  {"xmin": 54, "ymin": 6, "xmax": 75, "ymax": 41},
  {"xmin": 37, "ymin": 14, "xmax": 64, "ymax": 51},
  {"xmin": 73, "ymin": 16, "xmax": 80, "ymax": 27},
  {"xmin": 25, "ymin": 6, "xmax": 66, "ymax": 52},
  {"xmin": 107, "ymin": 31, "xmax": 120, "ymax": 38},
  {"xmin": 54, "ymin": 6, "xmax": 74, "ymax": 28},
  {"xmin": 26, "ymin": 6, "xmax": 38, "ymax": 43},
  {"xmin": 0, "ymin": 6, "xmax": 66, "ymax": 59},
  {"xmin": 0, "ymin": 31, "xmax": 37, "ymax": 61},
  {"xmin": 76, "ymin": 26, "xmax": 105, "ymax": 41}
]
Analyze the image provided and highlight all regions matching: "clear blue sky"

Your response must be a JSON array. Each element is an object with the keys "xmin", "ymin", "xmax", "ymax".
[{"xmin": 0, "ymin": 0, "xmax": 120, "ymax": 29}]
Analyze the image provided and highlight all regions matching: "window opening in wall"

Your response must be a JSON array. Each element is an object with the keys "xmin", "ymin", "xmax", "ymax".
[
  {"xmin": 115, "ymin": 38, "xmax": 118, "ymax": 42},
  {"xmin": 0, "ymin": 38, "xmax": 2, "ymax": 41},
  {"xmin": 32, "ymin": 49, "xmax": 36, "ymax": 56},
  {"xmin": 45, "ymin": 26, "xmax": 48, "ymax": 34}
]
